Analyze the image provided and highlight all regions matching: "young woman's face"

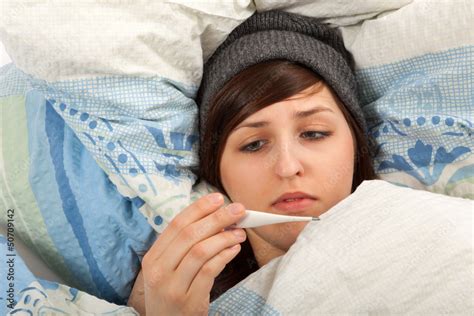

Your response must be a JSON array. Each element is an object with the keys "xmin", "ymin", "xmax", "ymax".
[{"xmin": 219, "ymin": 83, "xmax": 355, "ymax": 259}]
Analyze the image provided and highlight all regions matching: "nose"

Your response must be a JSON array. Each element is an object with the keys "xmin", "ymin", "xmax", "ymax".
[{"xmin": 272, "ymin": 141, "xmax": 304, "ymax": 179}]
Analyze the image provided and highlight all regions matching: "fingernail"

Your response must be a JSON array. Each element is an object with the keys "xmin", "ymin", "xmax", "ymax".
[
  {"xmin": 232, "ymin": 229, "xmax": 245, "ymax": 238},
  {"xmin": 208, "ymin": 193, "xmax": 222, "ymax": 204},
  {"xmin": 227, "ymin": 203, "xmax": 242, "ymax": 215}
]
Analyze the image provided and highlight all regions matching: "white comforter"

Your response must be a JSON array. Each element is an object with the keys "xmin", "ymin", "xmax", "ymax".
[{"xmin": 209, "ymin": 180, "xmax": 473, "ymax": 314}]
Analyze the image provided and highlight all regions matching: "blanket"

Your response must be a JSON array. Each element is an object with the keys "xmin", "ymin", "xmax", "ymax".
[{"xmin": 209, "ymin": 180, "xmax": 473, "ymax": 315}]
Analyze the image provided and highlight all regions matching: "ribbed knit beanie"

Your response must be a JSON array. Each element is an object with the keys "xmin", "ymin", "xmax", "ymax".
[{"xmin": 197, "ymin": 10, "xmax": 366, "ymax": 143}]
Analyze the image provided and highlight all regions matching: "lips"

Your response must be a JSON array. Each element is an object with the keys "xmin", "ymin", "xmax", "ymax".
[{"xmin": 272, "ymin": 192, "xmax": 317, "ymax": 213}]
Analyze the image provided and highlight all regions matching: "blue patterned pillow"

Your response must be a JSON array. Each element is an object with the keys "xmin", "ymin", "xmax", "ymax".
[
  {"xmin": 0, "ymin": 64, "xmax": 156, "ymax": 304},
  {"xmin": 336, "ymin": 0, "xmax": 474, "ymax": 199},
  {"xmin": 357, "ymin": 46, "xmax": 473, "ymax": 198}
]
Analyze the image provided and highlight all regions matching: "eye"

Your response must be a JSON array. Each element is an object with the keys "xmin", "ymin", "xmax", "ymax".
[
  {"xmin": 301, "ymin": 130, "xmax": 331, "ymax": 140},
  {"xmin": 240, "ymin": 140, "xmax": 266, "ymax": 152}
]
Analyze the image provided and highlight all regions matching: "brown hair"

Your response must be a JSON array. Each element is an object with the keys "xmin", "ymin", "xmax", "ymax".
[{"xmin": 198, "ymin": 60, "xmax": 376, "ymax": 302}]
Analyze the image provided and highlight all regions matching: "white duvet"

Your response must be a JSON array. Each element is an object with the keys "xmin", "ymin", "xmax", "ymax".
[{"xmin": 210, "ymin": 180, "xmax": 473, "ymax": 315}]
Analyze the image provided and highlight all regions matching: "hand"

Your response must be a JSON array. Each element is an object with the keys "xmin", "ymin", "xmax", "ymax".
[
  {"xmin": 128, "ymin": 269, "xmax": 146, "ymax": 315},
  {"xmin": 141, "ymin": 193, "xmax": 247, "ymax": 316}
]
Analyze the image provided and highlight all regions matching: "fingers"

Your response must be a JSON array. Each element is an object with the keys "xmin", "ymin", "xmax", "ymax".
[
  {"xmin": 158, "ymin": 203, "xmax": 246, "ymax": 271},
  {"xmin": 145, "ymin": 193, "xmax": 224, "ymax": 262},
  {"xmin": 140, "ymin": 193, "xmax": 247, "ymax": 313},
  {"xmin": 186, "ymin": 243, "xmax": 242, "ymax": 302},
  {"xmin": 171, "ymin": 228, "xmax": 247, "ymax": 294}
]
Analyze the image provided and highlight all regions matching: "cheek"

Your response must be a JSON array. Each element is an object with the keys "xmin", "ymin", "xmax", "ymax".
[
  {"xmin": 220, "ymin": 153, "xmax": 264, "ymax": 203},
  {"xmin": 319, "ymin": 129, "xmax": 355, "ymax": 198}
]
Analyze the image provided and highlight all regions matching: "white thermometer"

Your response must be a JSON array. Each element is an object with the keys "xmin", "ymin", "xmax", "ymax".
[{"xmin": 230, "ymin": 210, "xmax": 320, "ymax": 228}]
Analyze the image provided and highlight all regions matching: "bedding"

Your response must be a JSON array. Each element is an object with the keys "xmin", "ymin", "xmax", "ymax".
[
  {"xmin": 1, "ymin": 234, "xmax": 138, "ymax": 315},
  {"xmin": 209, "ymin": 180, "xmax": 473, "ymax": 315},
  {"xmin": 0, "ymin": 0, "xmax": 472, "ymax": 314},
  {"xmin": 5, "ymin": 180, "xmax": 473, "ymax": 314},
  {"xmin": 0, "ymin": 79, "xmax": 156, "ymax": 304}
]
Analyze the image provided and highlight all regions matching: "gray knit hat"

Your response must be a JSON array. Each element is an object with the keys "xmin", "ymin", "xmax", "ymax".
[{"xmin": 197, "ymin": 10, "xmax": 366, "ymax": 142}]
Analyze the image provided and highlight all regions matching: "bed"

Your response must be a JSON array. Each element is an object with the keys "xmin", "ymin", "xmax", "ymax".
[{"xmin": 0, "ymin": 0, "xmax": 472, "ymax": 314}]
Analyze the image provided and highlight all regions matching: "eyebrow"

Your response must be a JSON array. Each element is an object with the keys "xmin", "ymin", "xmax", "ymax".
[{"xmin": 234, "ymin": 106, "xmax": 334, "ymax": 131}]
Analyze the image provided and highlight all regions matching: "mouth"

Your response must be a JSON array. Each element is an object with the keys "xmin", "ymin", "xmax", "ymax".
[
  {"xmin": 272, "ymin": 192, "xmax": 317, "ymax": 214},
  {"xmin": 272, "ymin": 198, "xmax": 315, "ymax": 214}
]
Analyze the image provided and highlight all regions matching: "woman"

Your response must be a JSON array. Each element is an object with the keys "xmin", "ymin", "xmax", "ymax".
[{"xmin": 128, "ymin": 10, "xmax": 376, "ymax": 315}]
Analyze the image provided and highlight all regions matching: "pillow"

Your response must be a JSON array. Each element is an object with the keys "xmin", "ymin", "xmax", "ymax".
[
  {"xmin": 0, "ymin": 0, "xmax": 254, "ymax": 306},
  {"xmin": 210, "ymin": 180, "xmax": 473, "ymax": 314},
  {"xmin": 0, "ymin": 234, "xmax": 139, "ymax": 316},
  {"xmin": 0, "ymin": 64, "xmax": 155, "ymax": 304},
  {"xmin": 349, "ymin": 0, "xmax": 473, "ymax": 198}
]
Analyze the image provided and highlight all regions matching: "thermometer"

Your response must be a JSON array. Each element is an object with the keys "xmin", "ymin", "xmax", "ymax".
[{"xmin": 230, "ymin": 210, "xmax": 319, "ymax": 228}]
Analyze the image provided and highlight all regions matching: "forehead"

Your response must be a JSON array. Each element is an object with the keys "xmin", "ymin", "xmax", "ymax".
[{"xmin": 239, "ymin": 83, "xmax": 342, "ymax": 123}]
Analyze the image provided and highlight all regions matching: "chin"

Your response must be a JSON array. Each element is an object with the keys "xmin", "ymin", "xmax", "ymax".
[{"xmin": 272, "ymin": 221, "xmax": 307, "ymax": 251}]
